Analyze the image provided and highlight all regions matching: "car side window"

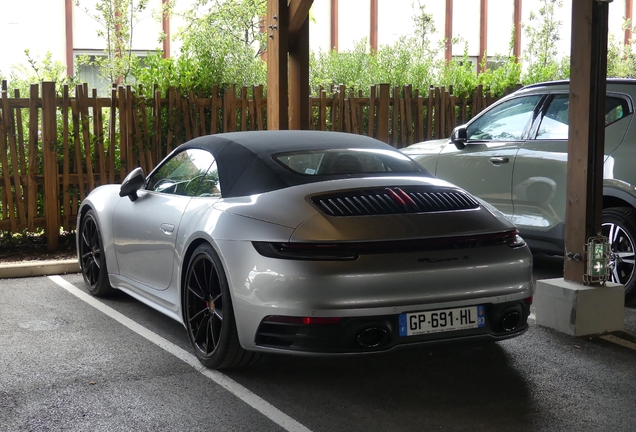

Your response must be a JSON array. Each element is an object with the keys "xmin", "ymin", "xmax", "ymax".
[
  {"xmin": 194, "ymin": 161, "xmax": 221, "ymax": 197},
  {"xmin": 146, "ymin": 149, "xmax": 217, "ymax": 197},
  {"xmin": 466, "ymin": 95, "xmax": 542, "ymax": 141},
  {"xmin": 537, "ymin": 94, "xmax": 632, "ymax": 140}
]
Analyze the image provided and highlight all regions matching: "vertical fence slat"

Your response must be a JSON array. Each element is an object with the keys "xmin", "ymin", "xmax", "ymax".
[
  {"xmin": 42, "ymin": 82, "xmax": 59, "ymax": 250},
  {"xmin": 133, "ymin": 92, "xmax": 147, "ymax": 174},
  {"xmin": 198, "ymin": 91, "xmax": 207, "ymax": 136},
  {"xmin": 0, "ymin": 90, "xmax": 16, "ymax": 232},
  {"xmin": 109, "ymin": 87, "xmax": 117, "ymax": 184},
  {"xmin": 368, "ymin": 86, "xmax": 376, "ymax": 139},
  {"xmin": 223, "ymin": 85, "xmax": 236, "ymax": 133},
  {"xmin": 93, "ymin": 89, "xmax": 106, "ymax": 187},
  {"xmin": 182, "ymin": 95, "xmax": 192, "ymax": 142},
  {"xmin": 14, "ymin": 90, "xmax": 27, "ymax": 176},
  {"xmin": 404, "ymin": 85, "xmax": 413, "ymax": 146},
  {"xmin": 10, "ymin": 96, "xmax": 26, "ymax": 225},
  {"xmin": 126, "ymin": 86, "xmax": 135, "ymax": 174},
  {"xmin": 377, "ymin": 84, "xmax": 390, "ymax": 144},
  {"xmin": 72, "ymin": 92, "xmax": 86, "ymax": 202},
  {"xmin": 139, "ymin": 97, "xmax": 153, "ymax": 173},
  {"xmin": 153, "ymin": 88, "xmax": 162, "ymax": 167},
  {"xmin": 319, "ymin": 88, "xmax": 327, "ymax": 131},
  {"xmin": 62, "ymin": 86, "xmax": 71, "ymax": 230},
  {"xmin": 117, "ymin": 86, "xmax": 128, "ymax": 179},
  {"xmin": 79, "ymin": 85, "xmax": 95, "ymax": 192},
  {"xmin": 414, "ymin": 89, "xmax": 423, "ymax": 142},
  {"xmin": 241, "ymin": 86, "xmax": 248, "ymax": 132},
  {"xmin": 391, "ymin": 86, "xmax": 399, "ymax": 147},
  {"xmin": 26, "ymin": 85, "xmax": 39, "ymax": 230}
]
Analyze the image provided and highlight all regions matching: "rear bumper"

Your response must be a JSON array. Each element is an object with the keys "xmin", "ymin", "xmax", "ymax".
[{"xmin": 254, "ymin": 299, "xmax": 530, "ymax": 354}]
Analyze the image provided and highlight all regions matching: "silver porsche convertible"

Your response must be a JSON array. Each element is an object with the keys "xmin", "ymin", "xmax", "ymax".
[{"xmin": 77, "ymin": 130, "xmax": 534, "ymax": 369}]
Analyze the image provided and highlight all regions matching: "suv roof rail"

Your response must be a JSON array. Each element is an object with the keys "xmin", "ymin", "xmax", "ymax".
[{"xmin": 522, "ymin": 78, "xmax": 636, "ymax": 91}]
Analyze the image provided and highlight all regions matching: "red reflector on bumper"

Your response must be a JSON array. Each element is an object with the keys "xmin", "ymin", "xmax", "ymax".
[
  {"xmin": 523, "ymin": 296, "xmax": 533, "ymax": 305},
  {"xmin": 263, "ymin": 316, "xmax": 342, "ymax": 325}
]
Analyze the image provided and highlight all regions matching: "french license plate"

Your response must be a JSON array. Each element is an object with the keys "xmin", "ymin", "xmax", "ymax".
[{"xmin": 399, "ymin": 305, "xmax": 485, "ymax": 336}]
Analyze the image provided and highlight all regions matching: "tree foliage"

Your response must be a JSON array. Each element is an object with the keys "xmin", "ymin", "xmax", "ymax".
[
  {"xmin": 521, "ymin": 0, "xmax": 569, "ymax": 84},
  {"xmin": 6, "ymin": 51, "xmax": 77, "ymax": 95},
  {"xmin": 75, "ymin": 0, "xmax": 151, "ymax": 85},
  {"xmin": 131, "ymin": 0, "xmax": 267, "ymax": 96}
]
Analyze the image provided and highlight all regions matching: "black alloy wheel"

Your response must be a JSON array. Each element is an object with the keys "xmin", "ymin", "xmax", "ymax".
[
  {"xmin": 79, "ymin": 210, "xmax": 113, "ymax": 296},
  {"xmin": 184, "ymin": 243, "xmax": 260, "ymax": 369},
  {"xmin": 602, "ymin": 207, "xmax": 636, "ymax": 304}
]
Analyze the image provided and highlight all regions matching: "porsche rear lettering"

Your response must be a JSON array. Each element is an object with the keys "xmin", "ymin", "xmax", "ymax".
[{"xmin": 418, "ymin": 255, "xmax": 469, "ymax": 263}]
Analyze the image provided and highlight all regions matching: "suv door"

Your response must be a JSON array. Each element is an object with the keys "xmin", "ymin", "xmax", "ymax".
[
  {"xmin": 435, "ymin": 95, "xmax": 544, "ymax": 219},
  {"xmin": 512, "ymin": 93, "xmax": 632, "ymax": 240}
]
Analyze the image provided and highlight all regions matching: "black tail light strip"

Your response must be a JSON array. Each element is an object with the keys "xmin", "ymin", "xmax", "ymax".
[{"xmin": 253, "ymin": 230, "xmax": 525, "ymax": 261}]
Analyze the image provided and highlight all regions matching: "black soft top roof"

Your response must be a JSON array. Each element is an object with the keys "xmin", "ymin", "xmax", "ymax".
[{"xmin": 174, "ymin": 130, "xmax": 432, "ymax": 198}]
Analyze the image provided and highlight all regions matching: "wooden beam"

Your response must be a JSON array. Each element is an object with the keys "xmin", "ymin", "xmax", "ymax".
[
  {"xmin": 564, "ymin": 0, "xmax": 609, "ymax": 283},
  {"xmin": 65, "ymin": 0, "xmax": 74, "ymax": 76},
  {"xmin": 289, "ymin": 0, "xmax": 313, "ymax": 44},
  {"xmin": 267, "ymin": 0, "xmax": 289, "ymax": 130},
  {"xmin": 370, "ymin": 0, "xmax": 378, "ymax": 51},
  {"xmin": 162, "ymin": 0, "xmax": 171, "ymax": 58},
  {"xmin": 445, "ymin": 0, "xmax": 453, "ymax": 62},
  {"xmin": 479, "ymin": 0, "xmax": 488, "ymax": 71},
  {"xmin": 514, "ymin": 0, "xmax": 522, "ymax": 60},
  {"xmin": 290, "ymin": 16, "xmax": 310, "ymax": 130},
  {"xmin": 331, "ymin": 0, "xmax": 339, "ymax": 51},
  {"xmin": 626, "ymin": 0, "xmax": 633, "ymax": 46}
]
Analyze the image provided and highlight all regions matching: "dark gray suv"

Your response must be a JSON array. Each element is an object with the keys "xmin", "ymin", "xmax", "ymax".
[{"xmin": 403, "ymin": 79, "xmax": 636, "ymax": 303}]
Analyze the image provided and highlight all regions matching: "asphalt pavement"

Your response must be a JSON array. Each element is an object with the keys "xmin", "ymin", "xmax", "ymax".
[{"xmin": 1, "ymin": 257, "xmax": 635, "ymax": 431}]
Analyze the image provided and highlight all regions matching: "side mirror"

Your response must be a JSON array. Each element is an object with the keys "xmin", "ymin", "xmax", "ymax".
[
  {"xmin": 450, "ymin": 125, "xmax": 468, "ymax": 150},
  {"xmin": 119, "ymin": 167, "xmax": 145, "ymax": 202}
]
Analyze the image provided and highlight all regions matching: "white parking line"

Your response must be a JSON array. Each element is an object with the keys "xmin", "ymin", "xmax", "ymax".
[
  {"xmin": 600, "ymin": 334, "xmax": 636, "ymax": 351},
  {"xmin": 529, "ymin": 311, "xmax": 636, "ymax": 351},
  {"xmin": 48, "ymin": 276, "xmax": 312, "ymax": 432}
]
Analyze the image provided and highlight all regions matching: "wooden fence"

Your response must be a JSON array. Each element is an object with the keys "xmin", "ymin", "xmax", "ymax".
[{"xmin": 0, "ymin": 80, "xmax": 518, "ymax": 248}]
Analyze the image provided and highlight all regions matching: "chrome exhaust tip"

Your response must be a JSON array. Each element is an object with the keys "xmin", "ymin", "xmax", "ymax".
[
  {"xmin": 357, "ymin": 327, "xmax": 388, "ymax": 348},
  {"xmin": 501, "ymin": 311, "xmax": 521, "ymax": 332}
]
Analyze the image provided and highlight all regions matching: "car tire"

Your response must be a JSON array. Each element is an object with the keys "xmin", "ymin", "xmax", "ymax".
[
  {"xmin": 79, "ymin": 209, "xmax": 114, "ymax": 297},
  {"xmin": 184, "ymin": 243, "xmax": 261, "ymax": 369},
  {"xmin": 602, "ymin": 207, "xmax": 636, "ymax": 304}
]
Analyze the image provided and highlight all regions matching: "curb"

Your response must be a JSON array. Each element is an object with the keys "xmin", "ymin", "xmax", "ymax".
[{"xmin": 0, "ymin": 259, "xmax": 80, "ymax": 279}]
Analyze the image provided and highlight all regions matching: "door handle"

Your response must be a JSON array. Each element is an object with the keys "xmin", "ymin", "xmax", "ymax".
[
  {"xmin": 489, "ymin": 156, "xmax": 510, "ymax": 165},
  {"xmin": 160, "ymin": 223, "xmax": 175, "ymax": 234}
]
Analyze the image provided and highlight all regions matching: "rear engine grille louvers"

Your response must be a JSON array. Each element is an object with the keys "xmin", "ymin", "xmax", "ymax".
[{"xmin": 311, "ymin": 187, "xmax": 480, "ymax": 216}]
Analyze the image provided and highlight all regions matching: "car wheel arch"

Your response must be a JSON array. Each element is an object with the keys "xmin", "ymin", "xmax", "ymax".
[
  {"xmin": 179, "ymin": 238, "xmax": 234, "ymax": 322},
  {"xmin": 603, "ymin": 187, "xmax": 636, "ymax": 210}
]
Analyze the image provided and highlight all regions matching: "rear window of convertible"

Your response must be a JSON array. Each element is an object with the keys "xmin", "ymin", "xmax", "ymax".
[{"xmin": 273, "ymin": 148, "xmax": 422, "ymax": 176}]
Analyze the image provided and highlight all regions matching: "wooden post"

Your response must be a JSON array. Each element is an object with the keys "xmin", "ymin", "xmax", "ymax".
[
  {"xmin": 479, "ymin": 0, "xmax": 488, "ymax": 71},
  {"xmin": 445, "ymin": 0, "xmax": 453, "ymax": 62},
  {"xmin": 289, "ymin": 11, "xmax": 310, "ymax": 129},
  {"xmin": 377, "ymin": 84, "xmax": 390, "ymax": 144},
  {"xmin": 267, "ymin": 0, "xmax": 289, "ymax": 130},
  {"xmin": 370, "ymin": 0, "xmax": 378, "ymax": 51},
  {"xmin": 514, "ymin": 0, "xmax": 522, "ymax": 60},
  {"xmin": 42, "ymin": 82, "xmax": 59, "ymax": 250},
  {"xmin": 564, "ymin": 0, "xmax": 609, "ymax": 283}
]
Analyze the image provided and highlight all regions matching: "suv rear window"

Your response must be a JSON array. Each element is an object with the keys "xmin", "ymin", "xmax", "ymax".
[{"xmin": 273, "ymin": 149, "xmax": 422, "ymax": 175}]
